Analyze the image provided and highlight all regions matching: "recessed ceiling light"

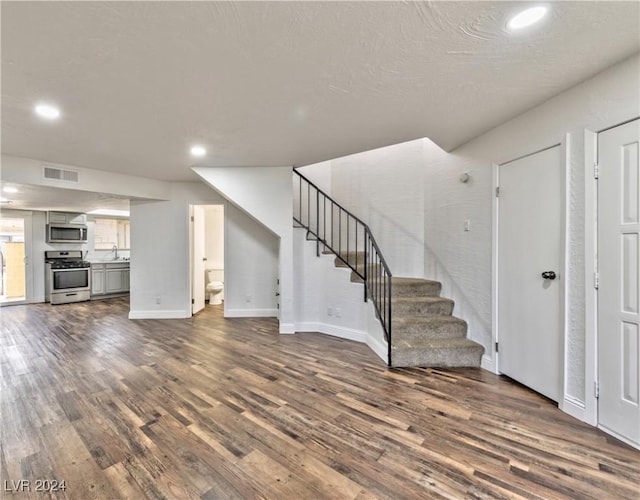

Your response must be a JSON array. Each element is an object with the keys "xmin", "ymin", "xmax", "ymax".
[
  {"xmin": 34, "ymin": 103, "xmax": 61, "ymax": 120},
  {"xmin": 190, "ymin": 145, "xmax": 207, "ymax": 157},
  {"xmin": 3, "ymin": 187, "xmax": 18, "ymax": 194},
  {"xmin": 508, "ymin": 6, "xmax": 547, "ymax": 30}
]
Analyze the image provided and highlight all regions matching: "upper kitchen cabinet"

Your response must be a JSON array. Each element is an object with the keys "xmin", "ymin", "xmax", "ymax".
[{"xmin": 47, "ymin": 211, "xmax": 87, "ymax": 225}]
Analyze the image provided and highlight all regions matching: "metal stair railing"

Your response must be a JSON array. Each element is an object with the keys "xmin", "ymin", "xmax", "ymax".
[{"xmin": 293, "ymin": 170, "xmax": 393, "ymax": 366}]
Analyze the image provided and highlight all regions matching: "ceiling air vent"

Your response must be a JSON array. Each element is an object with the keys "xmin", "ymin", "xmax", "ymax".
[{"xmin": 43, "ymin": 165, "xmax": 79, "ymax": 183}]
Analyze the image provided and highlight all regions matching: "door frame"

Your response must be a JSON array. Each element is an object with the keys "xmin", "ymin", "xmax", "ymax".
[
  {"xmin": 0, "ymin": 209, "xmax": 34, "ymax": 306},
  {"xmin": 585, "ymin": 117, "xmax": 640, "ymax": 439},
  {"xmin": 188, "ymin": 202, "xmax": 226, "ymax": 317},
  {"xmin": 491, "ymin": 137, "xmax": 570, "ymax": 407}
]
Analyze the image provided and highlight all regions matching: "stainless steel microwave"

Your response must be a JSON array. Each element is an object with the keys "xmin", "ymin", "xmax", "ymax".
[{"xmin": 46, "ymin": 224, "xmax": 88, "ymax": 243}]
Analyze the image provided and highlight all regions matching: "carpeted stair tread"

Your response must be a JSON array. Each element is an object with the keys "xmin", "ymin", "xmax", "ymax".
[
  {"xmin": 392, "ymin": 338, "xmax": 484, "ymax": 368},
  {"xmin": 392, "ymin": 296, "xmax": 454, "ymax": 316},
  {"xmin": 393, "ymin": 315, "xmax": 467, "ymax": 340},
  {"xmin": 334, "ymin": 252, "xmax": 366, "ymax": 268},
  {"xmin": 392, "ymin": 277, "xmax": 442, "ymax": 297}
]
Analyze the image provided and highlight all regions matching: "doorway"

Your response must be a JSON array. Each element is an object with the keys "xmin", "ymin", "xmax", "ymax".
[
  {"xmin": 0, "ymin": 212, "xmax": 32, "ymax": 305},
  {"xmin": 496, "ymin": 143, "xmax": 565, "ymax": 402},
  {"xmin": 597, "ymin": 118, "xmax": 640, "ymax": 448},
  {"xmin": 190, "ymin": 204, "xmax": 225, "ymax": 315}
]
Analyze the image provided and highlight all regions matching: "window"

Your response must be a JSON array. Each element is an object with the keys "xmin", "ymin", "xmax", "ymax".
[{"xmin": 93, "ymin": 218, "xmax": 130, "ymax": 250}]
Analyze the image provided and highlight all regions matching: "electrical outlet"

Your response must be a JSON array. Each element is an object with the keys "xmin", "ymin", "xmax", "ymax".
[
  {"xmin": 464, "ymin": 219, "xmax": 471, "ymax": 231},
  {"xmin": 335, "ymin": 307, "xmax": 342, "ymax": 318},
  {"xmin": 246, "ymin": 295, "xmax": 252, "ymax": 303},
  {"xmin": 327, "ymin": 306, "xmax": 333, "ymax": 316},
  {"xmin": 155, "ymin": 296, "xmax": 161, "ymax": 304}
]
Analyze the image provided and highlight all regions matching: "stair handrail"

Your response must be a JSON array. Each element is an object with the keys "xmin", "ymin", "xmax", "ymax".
[{"xmin": 293, "ymin": 170, "xmax": 393, "ymax": 365}]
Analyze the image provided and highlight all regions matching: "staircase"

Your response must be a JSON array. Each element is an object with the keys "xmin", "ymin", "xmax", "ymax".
[
  {"xmin": 342, "ymin": 256, "xmax": 484, "ymax": 367},
  {"xmin": 294, "ymin": 171, "xmax": 484, "ymax": 368}
]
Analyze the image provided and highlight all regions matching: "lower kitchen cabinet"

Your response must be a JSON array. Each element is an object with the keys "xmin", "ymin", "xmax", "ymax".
[
  {"xmin": 91, "ymin": 266, "xmax": 105, "ymax": 295},
  {"xmin": 91, "ymin": 262, "xmax": 130, "ymax": 298}
]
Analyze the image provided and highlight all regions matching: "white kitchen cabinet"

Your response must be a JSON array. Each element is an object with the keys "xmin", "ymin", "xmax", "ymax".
[
  {"xmin": 106, "ymin": 268, "xmax": 125, "ymax": 293},
  {"xmin": 91, "ymin": 262, "xmax": 129, "ymax": 298},
  {"xmin": 48, "ymin": 211, "xmax": 87, "ymax": 224},
  {"xmin": 91, "ymin": 264, "xmax": 105, "ymax": 295}
]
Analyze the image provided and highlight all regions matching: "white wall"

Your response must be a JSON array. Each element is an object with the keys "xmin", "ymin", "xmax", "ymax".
[
  {"xmin": 192, "ymin": 166, "xmax": 294, "ymax": 333},
  {"xmin": 129, "ymin": 181, "xmax": 280, "ymax": 319},
  {"xmin": 130, "ymin": 198, "xmax": 191, "ymax": 318},
  {"xmin": 204, "ymin": 206, "xmax": 224, "ymax": 270},
  {"xmin": 299, "ymin": 54, "xmax": 640, "ymax": 422},
  {"xmin": 329, "ymin": 139, "xmax": 426, "ymax": 278},
  {"xmin": 226, "ymin": 204, "xmax": 278, "ymax": 317},
  {"xmin": 297, "ymin": 160, "xmax": 333, "ymax": 194},
  {"xmin": 293, "ymin": 228, "xmax": 387, "ymax": 363},
  {"xmin": 1, "ymin": 154, "xmax": 170, "ymax": 201}
]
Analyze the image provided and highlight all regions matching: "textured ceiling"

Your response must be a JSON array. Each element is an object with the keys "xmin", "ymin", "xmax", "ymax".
[{"xmin": 2, "ymin": 1, "xmax": 639, "ymax": 182}]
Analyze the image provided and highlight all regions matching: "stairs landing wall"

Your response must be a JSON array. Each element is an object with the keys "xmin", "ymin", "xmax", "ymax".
[{"xmin": 293, "ymin": 228, "xmax": 387, "ymax": 362}]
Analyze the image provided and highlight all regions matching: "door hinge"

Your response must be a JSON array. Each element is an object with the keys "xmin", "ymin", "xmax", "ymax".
[
  {"xmin": 495, "ymin": 342, "xmax": 499, "ymax": 353},
  {"xmin": 191, "ymin": 298, "xmax": 195, "ymax": 304},
  {"xmin": 594, "ymin": 272, "xmax": 599, "ymax": 290},
  {"xmin": 594, "ymin": 162, "xmax": 599, "ymax": 179},
  {"xmin": 495, "ymin": 186, "xmax": 500, "ymax": 198},
  {"xmin": 190, "ymin": 216, "xmax": 194, "ymax": 222},
  {"xmin": 594, "ymin": 381, "xmax": 599, "ymax": 399}
]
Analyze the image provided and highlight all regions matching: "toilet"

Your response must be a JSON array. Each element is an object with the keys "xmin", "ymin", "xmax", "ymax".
[{"xmin": 205, "ymin": 269, "xmax": 224, "ymax": 305}]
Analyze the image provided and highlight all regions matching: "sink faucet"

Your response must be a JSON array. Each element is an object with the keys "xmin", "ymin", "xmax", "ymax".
[{"xmin": 112, "ymin": 245, "xmax": 118, "ymax": 260}]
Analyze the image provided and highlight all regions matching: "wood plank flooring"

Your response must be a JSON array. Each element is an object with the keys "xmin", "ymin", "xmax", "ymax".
[{"xmin": 1, "ymin": 298, "xmax": 638, "ymax": 499}]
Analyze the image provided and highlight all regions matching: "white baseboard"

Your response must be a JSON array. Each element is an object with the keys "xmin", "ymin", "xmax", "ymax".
[
  {"xmin": 366, "ymin": 334, "xmax": 388, "ymax": 364},
  {"xmin": 598, "ymin": 424, "xmax": 640, "ymax": 450},
  {"xmin": 295, "ymin": 321, "xmax": 387, "ymax": 363},
  {"xmin": 279, "ymin": 323, "xmax": 295, "ymax": 334},
  {"xmin": 295, "ymin": 322, "xmax": 366, "ymax": 342},
  {"xmin": 481, "ymin": 354, "xmax": 498, "ymax": 373},
  {"xmin": 129, "ymin": 309, "xmax": 190, "ymax": 319},
  {"xmin": 33, "ymin": 295, "xmax": 46, "ymax": 304},
  {"xmin": 226, "ymin": 308, "xmax": 278, "ymax": 318},
  {"xmin": 560, "ymin": 395, "xmax": 586, "ymax": 421}
]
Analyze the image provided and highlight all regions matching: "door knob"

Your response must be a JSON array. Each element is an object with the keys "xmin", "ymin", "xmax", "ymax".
[{"xmin": 541, "ymin": 271, "xmax": 557, "ymax": 280}]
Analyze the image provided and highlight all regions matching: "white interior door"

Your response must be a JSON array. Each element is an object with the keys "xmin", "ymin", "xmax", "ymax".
[
  {"xmin": 598, "ymin": 119, "xmax": 640, "ymax": 448},
  {"xmin": 497, "ymin": 145, "xmax": 564, "ymax": 402},
  {"xmin": 192, "ymin": 205, "xmax": 206, "ymax": 315}
]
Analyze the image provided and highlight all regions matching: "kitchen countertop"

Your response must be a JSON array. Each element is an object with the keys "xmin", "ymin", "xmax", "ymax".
[{"xmin": 89, "ymin": 259, "xmax": 131, "ymax": 264}]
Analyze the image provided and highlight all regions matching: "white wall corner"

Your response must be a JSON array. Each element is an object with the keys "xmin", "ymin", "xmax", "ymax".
[
  {"xmin": 128, "ymin": 309, "xmax": 191, "ymax": 319},
  {"xmin": 366, "ymin": 334, "xmax": 388, "ymax": 364},
  {"xmin": 279, "ymin": 323, "xmax": 295, "ymax": 334},
  {"xmin": 481, "ymin": 354, "xmax": 497, "ymax": 374}
]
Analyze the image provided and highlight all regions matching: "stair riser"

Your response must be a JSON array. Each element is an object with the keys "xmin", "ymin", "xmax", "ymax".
[
  {"xmin": 393, "ymin": 300, "xmax": 454, "ymax": 316},
  {"xmin": 393, "ymin": 322, "xmax": 467, "ymax": 340},
  {"xmin": 391, "ymin": 346, "xmax": 483, "ymax": 368},
  {"xmin": 335, "ymin": 258, "xmax": 367, "ymax": 269},
  {"xmin": 392, "ymin": 283, "xmax": 441, "ymax": 298},
  {"xmin": 350, "ymin": 270, "xmax": 385, "ymax": 284}
]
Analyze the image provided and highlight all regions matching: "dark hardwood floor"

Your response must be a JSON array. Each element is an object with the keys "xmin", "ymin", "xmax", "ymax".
[{"xmin": 1, "ymin": 298, "xmax": 638, "ymax": 499}]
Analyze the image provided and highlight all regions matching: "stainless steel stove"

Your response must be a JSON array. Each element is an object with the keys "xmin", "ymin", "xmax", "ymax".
[{"xmin": 45, "ymin": 250, "xmax": 91, "ymax": 304}]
